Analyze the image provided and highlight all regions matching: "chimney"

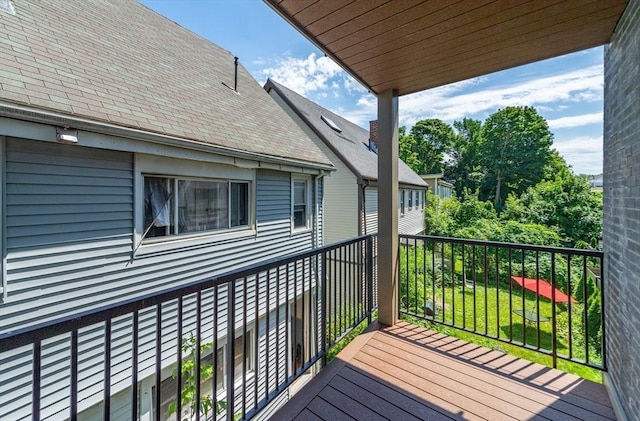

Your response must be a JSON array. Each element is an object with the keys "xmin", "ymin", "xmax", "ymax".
[{"xmin": 369, "ymin": 120, "xmax": 378, "ymax": 151}]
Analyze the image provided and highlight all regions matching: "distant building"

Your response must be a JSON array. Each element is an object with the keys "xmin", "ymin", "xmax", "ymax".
[
  {"xmin": 266, "ymin": 79, "xmax": 427, "ymax": 243},
  {"xmin": 421, "ymin": 174, "xmax": 454, "ymax": 200}
]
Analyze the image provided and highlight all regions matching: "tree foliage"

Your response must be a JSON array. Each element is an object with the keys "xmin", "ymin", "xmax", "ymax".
[
  {"xmin": 480, "ymin": 106, "xmax": 553, "ymax": 210},
  {"xmin": 503, "ymin": 154, "xmax": 602, "ymax": 247},
  {"xmin": 446, "ymin": 118, "xmax": 484, "ymax": 196},
  {"xmin": 399, "ymin": 118, "xmax": 455, "ymax": 175}
]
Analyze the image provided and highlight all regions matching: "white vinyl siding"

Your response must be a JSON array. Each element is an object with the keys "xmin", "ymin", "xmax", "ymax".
[{"xmin": 268, "ymin": 90, "xmax": 358, "ymax": 244}]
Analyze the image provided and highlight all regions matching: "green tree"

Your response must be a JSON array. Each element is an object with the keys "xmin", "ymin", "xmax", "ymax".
[
  {"xmin": 445, "ymin": 118, "xmax": 484, "ymax": 196},
  {"xmin": 402, "ymin": 119, "xmax": 456, "ymax": 175},
  {"xmin": 398, "ymin": 126, "xmax": 420, "ymax": 173},
  {"xmin": 503, "ymin": 160, "xmax": 603, "ymax": 247},
  {"xmin": 481, "ymin": 106, "xmax": 553, "ymax": 210}
]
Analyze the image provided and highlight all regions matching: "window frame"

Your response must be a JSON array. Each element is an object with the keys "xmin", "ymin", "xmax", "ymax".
[
  {"xmin": 151, "ymin": 329, "xmax": 254, "ymax": 421},
  {"xmin": 143, "ymin": 176, "xmax": 251, "ymax": 239},
  {"xmin": 291, "ymin": 175, "xmax": 311, "ymax": 232},
  {"xmin": 135, "ymin": 154, "xmax": 255, "ymax": 255}
]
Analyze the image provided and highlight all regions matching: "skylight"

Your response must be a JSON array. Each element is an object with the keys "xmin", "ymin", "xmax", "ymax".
[
  {"xmin": 0, "ymin": 0, "xmax": 15, "ymax": 15},
  {"xmin": 321, "ymin": 115, "xmax": 342, "ymax": 133}
]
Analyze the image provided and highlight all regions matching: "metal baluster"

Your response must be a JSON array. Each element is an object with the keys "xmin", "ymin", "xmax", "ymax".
[
  {"xmin": 32, "ymin": 341, "xmax": 41, "ymax": 421},
  {"xmin": 131, "ymin": 312, "xmax": 138, "ymax": 421},
  {"xmin": 70, "ymin": 330, "xmax": 78, "ymax": 421},
  {"xmin": 104, "ymin": 320, "xmax": 111, "ymax": 421},
  {"xmin": 154, "ymin": 304, "xmax": 162, "ymax": 421}
]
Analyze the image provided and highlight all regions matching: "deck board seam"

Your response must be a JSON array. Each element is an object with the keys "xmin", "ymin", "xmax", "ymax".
[{"xmin": 370, "ymin": 332, "xmax": 614, "ymax": 419}]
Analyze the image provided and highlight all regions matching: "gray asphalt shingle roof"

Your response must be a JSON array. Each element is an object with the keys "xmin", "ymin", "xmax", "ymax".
[
  {"xmin": 0, "ymin": 0, "xmax": 332, "ymax": 168},
  {"xmin": 265, "ymin": 79, "xmax": 426, "ymax": 187}
]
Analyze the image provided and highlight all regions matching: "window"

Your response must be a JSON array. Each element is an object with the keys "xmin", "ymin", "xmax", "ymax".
[
  {"xmin": 408, "ymin": 190, "xmax": 413, "ymax": 209},
  {"xmin": 154, "ymin": 332, "xmax": 253, "ymax": 420},
  {"xmin": 143, "ymin": 176, "xmax": 250, "ymax": 240},
  {"xmin": 400, "ymin": 190, "xmax": 405, "ymax": 214},
  {"xmin": 415, "ymin": 191, "xmax": 419, "ymax": 209},
  {"xmin": 292, "ymin": 177, "xmax": 310, "ymax": 230}
]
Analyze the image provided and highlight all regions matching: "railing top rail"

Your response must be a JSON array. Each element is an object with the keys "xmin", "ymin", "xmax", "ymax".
[
  {"xmin": 0, "ymin": 234, "xmax": 375, "ymax": 352},
  {"xmin": 401, "ymin": 234, "xmax": 603, "ymax": 257}
]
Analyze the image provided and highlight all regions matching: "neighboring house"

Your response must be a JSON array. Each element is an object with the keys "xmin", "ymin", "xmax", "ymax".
[
  {"xmin": 265, "ymin": 79, "xmax": 427, "ymax": 244},
  {"xmin": 421, "ymin": 173, "xmax": 454, "ymax": 199},
  {"xmin": 0, "ymin": 1, "xmax": 333, "ymax": 419}
]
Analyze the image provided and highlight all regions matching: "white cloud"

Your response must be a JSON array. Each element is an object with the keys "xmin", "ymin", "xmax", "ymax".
[
  {"xmin": 257, "ymin": 53, "xmax": 344, "ymax": 96},
  {"xmin": 548, "ymin": 112, "xmax": 602, "ymax": 129},
  {"xmin": 554, "ymin": 135, "xmax": 602, "ymax": 174},
  {"xmin": 398, "ymin": 64, "xmax": 603, "ymax": 126}
]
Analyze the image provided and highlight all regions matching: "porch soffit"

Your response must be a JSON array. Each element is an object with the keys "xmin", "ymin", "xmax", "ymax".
[{"xmin": 265, "ymin": 0, "xmax": 629, "ymax": 96}]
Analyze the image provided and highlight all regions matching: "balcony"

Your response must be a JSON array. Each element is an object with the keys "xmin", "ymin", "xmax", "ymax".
[{"xmin": 0, "ymin": 234, "xmax": 610, "ymax": 420}]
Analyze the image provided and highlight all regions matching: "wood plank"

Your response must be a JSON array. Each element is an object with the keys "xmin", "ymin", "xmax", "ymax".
[
  {"xmin": 275, "ymin": 322, "xmax": 614, "ymax": 421},
  {"xmin": 317, "ymin": 386, "xmax": 387, "ymax": 421},
  {"xmin": 306, "ymin": 0, "xmax": 389, "ymax": 36},
  {"xmin": 337, "ymin": 367, "xmax": 455, "ymax": 421},
  {"xmin": 306, "ymin": 396, "xmax": 353, "ymax": 421},
  {"xmin": 359, "ymin": 341, "xmax": 543, "ymax": 421},
  {"xmin": 383, "ymin": 325, "xmax": 614, "ymax": 417},
  {"xmin": 382, "ymin": 12, "xmax": 620, "ymax": 95},
  {"xmin": 294, "ymin": 409, "xmax": 323, "ymax": 421},
  {"xmin": 329, "ymin": 373, "xmax": 423, "ymax": 421},
  {"xmin": 316, "ymin": 1, "xmax": 424, "ymax": 45},
  {"xmin": 347, "ymin": 350, "xmax": 486, "ymax": 421},
  {"xmin": 372, "ymin": 333, "xmax": 614, "ymax": 420},
  {"xmin": 277, "ymin": 0, "xmax": 318, "ymax": 17},
  {"xmin": 325, "ymin": 0, "xmax": 462, "ymax": 53},
  {"xmin": 270, "ymin": 322, "xmax": 380, "ymax": 420}
]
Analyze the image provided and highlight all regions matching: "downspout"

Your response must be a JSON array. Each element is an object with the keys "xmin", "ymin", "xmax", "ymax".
[{"xmin": 358, "ymin": 179, "xmax": 369, "ymax": 236}]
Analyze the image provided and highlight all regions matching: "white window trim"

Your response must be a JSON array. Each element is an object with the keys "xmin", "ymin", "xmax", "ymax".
[
  {"xmin": 145, "ymin": 328, "xmax": 255, "ymax": 421},
  {"xmin": 134, "ymin": 154, "xmax": 256, "ymax": 257},
  {"xmin": 0, "ymin": 136, "xmax": 5, "ymax": 298},
  {"xmin": 291, "ymin": 175, "xmax": 312, "ymax": 233}
]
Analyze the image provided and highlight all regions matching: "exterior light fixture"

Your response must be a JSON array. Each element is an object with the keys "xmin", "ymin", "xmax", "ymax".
[{"xmin": 56, "ymin": 127, "xmax": 78, "ymax": 144}]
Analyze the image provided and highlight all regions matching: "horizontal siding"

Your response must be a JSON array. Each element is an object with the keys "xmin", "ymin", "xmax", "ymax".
[
  {"xmin": 268, "ymin": 89, "xmax": 357, "ymax": 244},
  {"xmin": 399, "ymin": 189, "xmax": 426, "ymax": 235},
  {"xmin": 364, "ymin": 187, "xmax": 378, "ymax": 234},
  {"xmin": 0, "ymin": 138, "xmax": 320, "ymax": 420}
]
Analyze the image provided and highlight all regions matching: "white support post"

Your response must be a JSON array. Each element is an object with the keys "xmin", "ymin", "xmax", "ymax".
[{"xmin": 377, "ymin": 89, "xmax": 399, "ymax": 326}]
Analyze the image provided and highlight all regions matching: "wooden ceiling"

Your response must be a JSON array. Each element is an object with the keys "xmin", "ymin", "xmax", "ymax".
[{"xmin": 265, "ymin": 0, "xmax": 629, "ymax": 96}]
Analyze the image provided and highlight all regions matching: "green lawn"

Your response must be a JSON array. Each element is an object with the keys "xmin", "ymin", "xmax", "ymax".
[{"xmin": 401, "ymin": 279, "xmax": 603, "ymax": 382}]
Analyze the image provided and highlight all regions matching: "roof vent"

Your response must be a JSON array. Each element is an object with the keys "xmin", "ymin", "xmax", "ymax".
[
  {"xmin": 321, "ymin": 115, "xmax": 341, "ymax": 133},
  {"xmin": 0, "ymin": 0, "xmax": 15, "ymax": 15}
]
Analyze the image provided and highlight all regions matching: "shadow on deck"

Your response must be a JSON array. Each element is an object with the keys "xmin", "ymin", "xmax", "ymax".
[{"xmin": 273, "ymin": 321, "xmax": 614, "ymax": 421}]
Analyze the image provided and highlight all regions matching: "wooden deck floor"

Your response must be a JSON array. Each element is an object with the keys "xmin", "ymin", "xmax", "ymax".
[{"xmin": 273, "ymin": 322, "xmax": 615, "ymax": 421}]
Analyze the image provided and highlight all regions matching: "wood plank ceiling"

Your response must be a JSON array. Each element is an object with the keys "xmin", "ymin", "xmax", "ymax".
[{"xmin": 264, "ymin": 0, "xmax": 629, "ymax": 96}]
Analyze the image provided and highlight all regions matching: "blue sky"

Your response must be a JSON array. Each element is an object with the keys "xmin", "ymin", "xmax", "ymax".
[{"xmin": 140, "ymin": 0, "xmax": 604, "ymax": 175}]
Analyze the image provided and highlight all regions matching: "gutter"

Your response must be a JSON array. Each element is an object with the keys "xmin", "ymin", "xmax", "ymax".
[{"xmin": 0, "ymin": 101, "xmax": 336, "ymax": 172}]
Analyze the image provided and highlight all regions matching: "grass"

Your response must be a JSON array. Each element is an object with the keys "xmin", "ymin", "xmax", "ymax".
[{"xmin": 402, "ymin": 279, "xmax": 603, "ymax": 382}]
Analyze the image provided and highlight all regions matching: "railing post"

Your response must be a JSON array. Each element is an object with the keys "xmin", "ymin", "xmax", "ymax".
[
  {"xmin": 367, "ymin": 236, "xmax": 374, "ymax": 324},
  {"xmin": 599, "ymin": 254, "xmax": 607, "ymax": 371},
  {"xmin": 551, "ymin": 253, "xmax": 557, "ymax": 369},
  {"xmin": 226, "ymin": 282, "xmax": 235, "ymax": 421},
  {"xmin": 321, "ymin": 251, "xmax": 328, "ymax": 367}
]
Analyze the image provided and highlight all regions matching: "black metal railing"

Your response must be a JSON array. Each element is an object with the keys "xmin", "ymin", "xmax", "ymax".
[
  {"xmin": 399, "ymin": 234, "xmax": 605, "ymax": 370},
  {"xmin": 0, "ymin": 235, "xmax": 376, "ymax": 421}
]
